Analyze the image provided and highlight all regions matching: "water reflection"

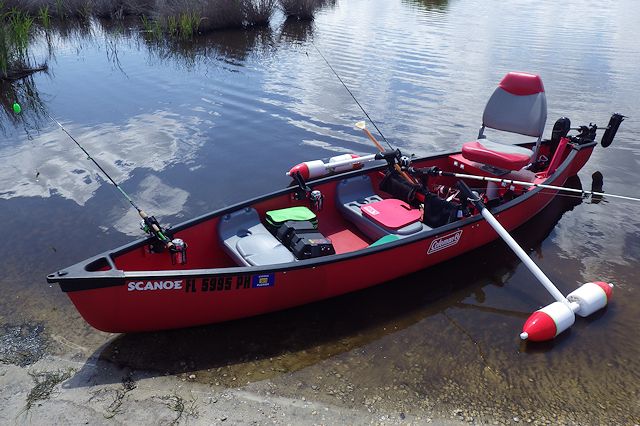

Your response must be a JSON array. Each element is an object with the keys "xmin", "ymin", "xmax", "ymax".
[
  {"xmin": 144, "ymin": 27, "xmax": 274, "ymax": 70},
  {"xmin": 0, "ymin": 77, "xmax": 47, "ymax": 135},
  {"xmin": 402, "ymin": 0, "xmax": 449, "ymax": 11},
  {"xmin": 0, "ymin": 110, "xmax": 205, "ymax": 206},
  {"xmin": 111, "ymin": 175, "xmax": 189, "ymax": 235},
  {"xmin": 278, "ymin": 17, "xmax": 314, "ymax": 44}
]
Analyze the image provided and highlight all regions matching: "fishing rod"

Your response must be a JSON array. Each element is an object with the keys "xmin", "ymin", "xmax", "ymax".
[
  {"xmin": 310, "ymin": 45, "xmax": 426, "ymax": 186},
  {"xmin": 13, "ymin": 101, "xmax": 187, "ymax": 262},
  {"xmin": 311, "ymin": 42, "xmax": 394, "ymax": 151}
]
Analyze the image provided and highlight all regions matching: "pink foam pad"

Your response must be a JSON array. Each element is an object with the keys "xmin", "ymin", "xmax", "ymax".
[{"xmin": 360, "ymin": 199, "xmax": 422, "ymax": 230}]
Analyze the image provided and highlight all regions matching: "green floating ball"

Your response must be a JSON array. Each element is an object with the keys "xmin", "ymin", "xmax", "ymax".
[{"xmin": 12, "ymin": 103, "xmax": 21, "ymax": 114}]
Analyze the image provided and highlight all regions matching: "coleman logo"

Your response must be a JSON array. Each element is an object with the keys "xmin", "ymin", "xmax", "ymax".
[
  {"xmin": 427, "ymin": 230, "xmax": 462, "ymax": 254},
  {"xmin": 127, "ymin": 280, "xmax": 184, "ymax": 291}
]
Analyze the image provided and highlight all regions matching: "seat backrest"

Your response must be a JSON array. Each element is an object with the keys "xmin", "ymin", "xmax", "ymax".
[{"xmin": 481, "ymin": 72, "xmax": 547, "ymax": 138}]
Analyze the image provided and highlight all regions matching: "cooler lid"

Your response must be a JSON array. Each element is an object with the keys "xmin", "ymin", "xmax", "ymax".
[{"xmin": 360, "ymin": 199, "xmax": 422, "ymax": 230}]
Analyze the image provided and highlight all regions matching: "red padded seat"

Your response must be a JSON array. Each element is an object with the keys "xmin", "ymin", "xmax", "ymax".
[{"xmin": 462, "ymin": 140, "xmax": 533, "ymax": 171}]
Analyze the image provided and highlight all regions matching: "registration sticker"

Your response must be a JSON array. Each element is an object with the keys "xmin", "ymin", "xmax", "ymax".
[{"xmin": 252, "ymin": 273, "xmax": 275, "ymax": 288}]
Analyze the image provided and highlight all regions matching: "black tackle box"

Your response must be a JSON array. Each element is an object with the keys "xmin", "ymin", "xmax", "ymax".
[{"xmin": 275, "ymin": 220, "xmax": 335, "ymax": 259}]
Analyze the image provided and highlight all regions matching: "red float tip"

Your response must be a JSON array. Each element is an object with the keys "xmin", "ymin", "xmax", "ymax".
[
  {"xmin": 287, "ymin": 163, "xmax": 309, "ymax": 180},
  {"xmin": 593, "ymin": 281, "xmax": 613, "ymax": 301},
  {"xmin": 522, "ymin": 311, "xmax": 557, "ymax": 342}
]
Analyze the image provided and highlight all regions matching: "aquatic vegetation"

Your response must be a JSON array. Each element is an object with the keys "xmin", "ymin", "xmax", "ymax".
[
  {"xmin": 24, "ymin": 370, "xmax": 74, "ymax": 412},
  {"xmin": 141, "ymin": 14, "xmax": 159, "ymax": 36},
  {"xmin": 278, "ymin": 0, "xmax": 334, "ymax": 20},
  {"xmin": 244, "ymin": 0, "xmax": 277, "ymax": 26},
  {"xmin": 197, "ymin": 0, "xmax": 245, "ymax": 31},
  {"xmin": 38, "ymin": 6, "xmax": 51, "ymax": 28},
  {"xmin": 9, "ymin": 9, "xmax": 34, "ymax": 49},
  {"xmin": 166, "ymin": 14, "xmax": 177, "ymax": 35},
  {"xmin": 0, "ymin": 0, "xmax": 334, "ymax": 35},
  {"xmin": 0, "ymin": 0, "xmax": 153, "ymax": 19},
  {"xmin": 178, "ymin": 11, "xmax": 200, "ymax": 37},
  {"xmin": 0, "ymin": 8, "xmax": 45, "ymax": 79}
]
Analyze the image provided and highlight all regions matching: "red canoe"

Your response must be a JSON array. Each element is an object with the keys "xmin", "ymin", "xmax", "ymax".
[{"xmin": 46, "ymin": 72, "xmax": 616, "ymax": 333}]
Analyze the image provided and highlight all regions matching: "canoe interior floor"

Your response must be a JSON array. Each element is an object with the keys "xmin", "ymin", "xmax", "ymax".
[{"xmin": 322, "ymin": 222, "xmax": 371, "ymax": 254}]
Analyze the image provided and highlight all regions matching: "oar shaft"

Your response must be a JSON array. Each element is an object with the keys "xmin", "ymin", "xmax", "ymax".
[{"xmin": 443, "ymin": 171, "xmax": 640, "ymax": 202}]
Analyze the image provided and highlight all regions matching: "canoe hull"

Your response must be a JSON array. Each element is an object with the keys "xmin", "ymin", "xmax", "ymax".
[{"xmin": 54, "ymin": 142, "xmax": 595, "ymax": 333}]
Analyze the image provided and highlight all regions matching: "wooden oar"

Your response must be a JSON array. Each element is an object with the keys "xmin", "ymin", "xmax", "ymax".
[{"xmin": 355, "ymin": 121, "xmax": 416, "ymax": 184}]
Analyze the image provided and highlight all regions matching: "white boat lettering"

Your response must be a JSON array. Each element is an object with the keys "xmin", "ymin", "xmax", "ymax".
[
  {"xmin": 427, "ymin": 230, "xmax": 463, "ymax": 254},
  {"xmin": 127, "ymin": 280, "xmax": 184, "ymax": 291}
]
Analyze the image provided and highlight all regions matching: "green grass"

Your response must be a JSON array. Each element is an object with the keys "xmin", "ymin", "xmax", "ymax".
[
  {"xmin": 0, "ymin": 8, "xmax": 35, "ymax": 76},
  {"xmin": 38, "ymin": 6, "xmax": 50, "ymax": 28},
  {"xmin": 141, "ymin": 14, "xmax": 162, "ymax": 39},
  {"xmin": 167, "ymin": 15, "xmax": 178, "ymax": 36},
  {"xmin": 8, "ymin": 9, "xmax": 33, "ymax": 51},
  {"xmin": 55, "ymin": 0, "xmax": 65, "ymax": 18},
  {"xmin": 178, "ymin": 11, "xmax": 200, "ymax": 38}
]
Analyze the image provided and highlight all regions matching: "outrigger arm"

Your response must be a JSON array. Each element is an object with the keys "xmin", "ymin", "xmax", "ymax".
[
  {"xmin": 457, "ymin": 181, "xmax": 613, "ymax": 342},
  {"xmin": 457, "ymin": 181, "xmax": 571, "ymax": 306}
]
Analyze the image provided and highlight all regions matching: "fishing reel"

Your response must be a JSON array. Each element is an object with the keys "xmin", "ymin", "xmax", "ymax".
[{"xmin": 140, "ymin": 216, "xmax": 188, "ymax": 264}]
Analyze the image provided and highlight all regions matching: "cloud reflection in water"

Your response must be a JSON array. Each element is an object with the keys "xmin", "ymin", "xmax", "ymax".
[{"xmin": 0, "ymin": 110, "xmax": 205, "ymax": 208}]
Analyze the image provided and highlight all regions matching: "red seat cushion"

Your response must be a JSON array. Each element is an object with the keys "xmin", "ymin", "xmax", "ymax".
[
  {"xmin": 461, "ymin": 140, "xmax": 532, "ymax": 171},
  {"xmin": 360, "ymin": 199, "xmax": 422, "ymax": 230}
]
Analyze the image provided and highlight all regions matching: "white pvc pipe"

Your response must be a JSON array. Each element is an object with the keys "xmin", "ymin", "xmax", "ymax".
[
  {"xmin": 324, "ymin": 153, "xmax": 378, "ymax": 170},
  {"xmin": 480, "ymin": 208, "xmax": 570, "ymax": 305},
  {"xmin": 449, "ymin": 171, "xmax": 640, "ymax": 203}
]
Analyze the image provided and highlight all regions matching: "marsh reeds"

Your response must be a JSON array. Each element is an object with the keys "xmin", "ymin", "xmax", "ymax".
[
  {"xmin": 278, "ymin": 0, "xmax": 334, "ymax": 20},
  {"xmin": 0, "ymin": 0, "xmax": 334, "ymax": 40},
  {"xmin": 0, "ymin": 8, "xmax": 44, "ymax": 79},
  {"xmin": 244, "ymin": 0, "xmax": 277, "ymax": 27},
  {"xmin": 38, "ymin": 6, "xmax": 51, "ymax": 28}
]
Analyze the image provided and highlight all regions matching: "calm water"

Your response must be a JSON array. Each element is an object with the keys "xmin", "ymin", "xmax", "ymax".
[{"xmin": 1, "ymin": 0, "xmax": 639, "ymax": 423}]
